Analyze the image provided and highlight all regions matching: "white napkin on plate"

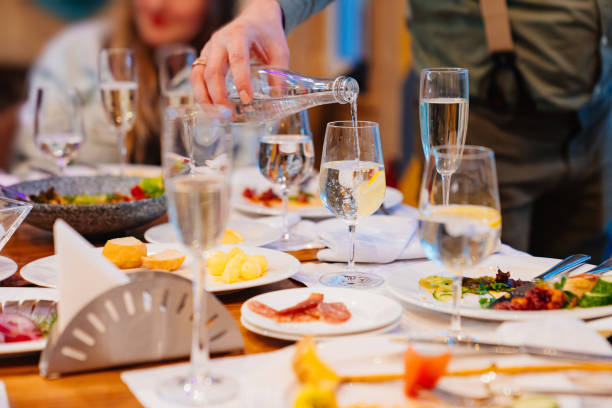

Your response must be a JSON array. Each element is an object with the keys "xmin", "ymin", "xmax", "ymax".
[
  {"xmin": 317, "ymin": 216, "xmax": 424, "ymax": 263},
  {"xmin": 54, "ymin": 220, "xmax": 129, "ymax": 332}
]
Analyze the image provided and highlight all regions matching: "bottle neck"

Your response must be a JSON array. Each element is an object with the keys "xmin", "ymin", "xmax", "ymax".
[{"xmin": 332, "ymin": 76, "xmax": 359, "ymax": 104}]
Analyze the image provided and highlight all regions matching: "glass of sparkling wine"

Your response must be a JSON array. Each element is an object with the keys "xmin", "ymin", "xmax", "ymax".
[
  {"xmin": 257, "ymin": 110, "xmax": 315, "ymax": 250},
  {"xmin": 319, "ymin": 121, "xmax": 386, "ymax": 288},
  {"xmin": 33, "ymin": 87, "xmax": 84, "ymax": 174},
  {"xmin": 158, "ymin": 104, "xmax": 237, "ymax": 405},
  {"xmin": 419, "ymin": 68, "xmax": 469, "ymax": 205},
  {"xmin": 98, "ymin": 48, "xmax": 138, "ymax": 176},
  {"xmin": 418, "ymin": 145, "xmax": 501, "ymax": 339}
]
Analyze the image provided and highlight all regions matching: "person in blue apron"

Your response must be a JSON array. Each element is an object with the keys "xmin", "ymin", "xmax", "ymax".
[{"xmin": 190, "ymin": 0, "xmax": 612, "ymax": 262}]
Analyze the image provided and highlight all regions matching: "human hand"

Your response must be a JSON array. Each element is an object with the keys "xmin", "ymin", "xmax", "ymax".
[{"xmin": 190, "ymin": 0, "xmax": 289, "ymax": 107}]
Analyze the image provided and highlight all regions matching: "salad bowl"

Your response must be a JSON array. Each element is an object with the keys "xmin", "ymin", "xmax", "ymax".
[{"xmin": 9, "ymin": 176, "xmax": 166, "ymax": 235}]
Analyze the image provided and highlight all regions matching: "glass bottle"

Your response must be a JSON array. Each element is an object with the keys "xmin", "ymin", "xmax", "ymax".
[{"xmin": 226, "ymin": 66, "xmax": 359, "ymax": 123}]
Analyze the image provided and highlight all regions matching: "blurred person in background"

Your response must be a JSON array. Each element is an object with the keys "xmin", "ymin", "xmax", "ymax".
[
  {"xmin": 190, "ymin": 0, "xmax": 612, "ymax": 261},
  {"xmin": 12, "ymin": 0, "xmax": 235, "ymax": 176}
]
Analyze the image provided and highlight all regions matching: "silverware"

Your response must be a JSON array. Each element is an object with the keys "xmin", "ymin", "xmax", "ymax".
[
  {"xmin": 490, "ymin": 254, "xmax": 590, "ymax": 307},
  {"xmin": 585, "ymin": 257, "xmax": 612, "ymax": 275},
  {"xmin": 376, "ymin": 203, "xmax": 390, "ymax": 215}
]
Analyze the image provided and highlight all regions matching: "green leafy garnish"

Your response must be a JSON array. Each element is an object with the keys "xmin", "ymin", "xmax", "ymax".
[
  {"xmin": 553, "ymin": 276, "xmax": 567, "ymax": 290},
  {"xmin": 139, "ymin": 176, "xmax": 165, "ymax": 198}
]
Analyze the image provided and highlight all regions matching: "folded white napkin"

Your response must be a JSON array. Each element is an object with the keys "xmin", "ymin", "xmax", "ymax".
[
  {"xmin": 0, "ymin": 381, "xmax": 8, "ymax": 408},
  {"xmin": 317, "ymin": 216, "xmax": 424, "ymax": 263},
  {"xmin": 496, "ymin": 317, "xmax": 612, "ymax": 354},
  {"xmin": 0, "ymin": 172, "xmax": 18, "ymax": 186},
  {"xmin": 54, "ymin": 220, "xmax": 129, "ymax": 332}
]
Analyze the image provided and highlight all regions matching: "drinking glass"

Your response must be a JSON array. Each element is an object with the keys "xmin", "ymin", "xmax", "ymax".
[
  {"xmin": 159, "ymin": 44, "xmax": 196, "ymax": 109},
  {"xmin": 319, "ymin": 121, "xmax": 386, "ymax": 288},
  {"xmin": 98, "ymin": 48, "xmax": 138, "ymax": 176},
  {"xmin": 419, "ymin": 68, "xmax": 469, "ymax": 205},
  {"xmin": 257, "ymin": 110, "xmax": 315, "ymax": 250},
  {"xmin": 418, "ymin": 145, "xmax": 501, "ymax": 339},
  {"xmin": 158, "ymin": 104, "xmax": 237, "ymax": 405},
  {"xmin": 33, "ymin": 87, "xmax": 84, "ymax": 175}
]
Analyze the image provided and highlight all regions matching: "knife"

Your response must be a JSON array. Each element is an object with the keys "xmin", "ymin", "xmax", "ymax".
[{"xmin": 489, "ymin": 254, "xmax": 591, "ymax": 307}]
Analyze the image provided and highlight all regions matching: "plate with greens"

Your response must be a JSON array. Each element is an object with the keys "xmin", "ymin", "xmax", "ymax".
[
  {"xmin": 386, "ymin": 254, "xmax": 612, "ymax": 321},
  {"xmin": 0, "ymin": 287, "xmax": 57, "ymax": 356},
  {"xmin": 10, "ymin": 176, "xmax": 166, "ymax": 235}
]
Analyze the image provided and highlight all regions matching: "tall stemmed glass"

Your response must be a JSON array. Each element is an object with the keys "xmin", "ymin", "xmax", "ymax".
[
  {"xmin": 33, "ymin": 87, "xmax": 84, "ymax": 175},
  {"xmin": 159, "ymin": 105, "xmax": 237, "ymax": 405},
  {"xmin": 98, "ymin": 48, "xmax": 138, "ymax": 176},
  {"xmin": 419, "ymin": 68, "xmax": 468, "ymax": 205},
  {"xmin": 319, "ymin": 121, "xmax": 386, "ymax": 288},
  {"xmin": 257, "ymin": 110, "xmax": 314, "ymax": 250},
  {"xmin": 418, "ymin": 145, "xmax": 501, "ymax": 339},
  {"xmin": 159, "ymin": 44, "xmax": 196, "ymax": 109}
]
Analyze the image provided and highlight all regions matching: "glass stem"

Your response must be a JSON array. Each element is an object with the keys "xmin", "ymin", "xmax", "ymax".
[
  {"xmin": 281, "ymin": 185, "xmax": 290, "ymax": 241},
  {"xmin": 347, "ymin": 221, "xmax": 356, "ymax": 273},
  {"xmin": 190, "ymin": 250, "xmax": 209, "ymax": 383},
  {"xmin": 441, "ymin": 173, "xmax": 451, "ymax": 206},
  {"xmin": 118, "ymin": 129, "xmax": 127, "ymax": 176},
  {"xmin": 450, "ymin": 272, "xmax": 463, "ymax": 338}
]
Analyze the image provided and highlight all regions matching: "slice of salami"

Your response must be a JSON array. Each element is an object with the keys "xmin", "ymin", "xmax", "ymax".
[
  {"xmin": 318, "ymin": 302, "xmax": 351, "ymax": 324},
  {"xmin": 277, "ymin": 293, "xmax": 324, "ymax": 315},
  {"xmin": 247, "ymin": 300, "xmax": 279, "ymax": 318}
]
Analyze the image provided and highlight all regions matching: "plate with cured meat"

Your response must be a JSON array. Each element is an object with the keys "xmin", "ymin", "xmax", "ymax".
[
  {"xmin": 231, "ymin": 167, "xmax": 404, "ymax": 218},
  {"xmin": 241, "ymin": 288, "xmax": 403, "ymax": 338}
]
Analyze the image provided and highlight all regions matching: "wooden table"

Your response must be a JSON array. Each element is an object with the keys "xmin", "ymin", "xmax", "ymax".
[{"xmin": 0, "ymin": 220, "xmax": 316, "ymax": 407}]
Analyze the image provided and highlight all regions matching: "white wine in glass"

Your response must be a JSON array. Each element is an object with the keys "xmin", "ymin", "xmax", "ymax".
[
  {"xmin": 418, "ymin": 145, "xmax": 501, "ymax": 339},
  {"xmin": 159, "ymin": 105, "xmax": 237, "ymax": 405},
  {"xmin": 319, "ymin": 121, "xmax": 386, "ymax": 288},
  {"xmin": 419, "ymin": 68, "xmax": 469, "ymax": 205},
  {"xmin": 99, "ymin": 48, "xmax": 138, "ymax": 176}
]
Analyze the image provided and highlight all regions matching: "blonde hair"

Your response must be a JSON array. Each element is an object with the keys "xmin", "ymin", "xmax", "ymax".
[{"xmin": 107, "ymin": 1, "xmax": 234, "ymax": 164}]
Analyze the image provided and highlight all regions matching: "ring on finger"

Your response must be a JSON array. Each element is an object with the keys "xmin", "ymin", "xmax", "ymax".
[{"xmin": 192, "ymin": 57, "xmax": 207, "ymax": 68}]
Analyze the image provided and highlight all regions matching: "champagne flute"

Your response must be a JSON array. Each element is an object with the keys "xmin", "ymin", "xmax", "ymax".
[
  {"xmin": 158, "ymin": 44, "xmax": 196, "ymax": 109},
  {"xmin": 98, "ymin": 48, "xmax": 137, "ymax": 176},
  {"xmin": 158, "ymin": 104, "xmax": 237, "ymax": 405},
  {"xmin": 419, "ymin": 68, "xmax": 469, "ymax": 205},
  {"xmin": 257, "ymin": 110, "xmax": 315, "ymax": 250},
  {"xmin": 319, "ymin": 121, "xmax": 386, "ymax": 288},
  {"xmin": 418, "ymin": 145, "xmax": 501, "ymax": 339},
  {"xmin": 33, "ymin": 87, "xmax": 84, "ymax": 175}
]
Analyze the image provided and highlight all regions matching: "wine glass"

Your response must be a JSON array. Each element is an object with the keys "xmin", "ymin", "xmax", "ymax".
[
  {"xmin": 33, "ymin": 87, "xmax": 84, "ymax": 175},
  {"xmin": 158, "ymin": 44, "xmax": 196, "ymax": 109},
  {"xmin": 419, "ymin": 68, "xmax": 469, "ymax": 205},
  {"xmin": 158, "ymin": 104, "xmax": 237, "ymax": 405},
  {"xmin": 98, "ymin": 48, "xmax": 138, "ymax": 176},
  {"xmin": 318, "ymin": 121, "xmax": 386, "ymax": 288},
  {"xmin": 257, "ymin": 110, "xmax": 315, "ymax": 250},
  {"xmin": 418, "ymin": 145, "xmax": 501, "ymax": 339}
]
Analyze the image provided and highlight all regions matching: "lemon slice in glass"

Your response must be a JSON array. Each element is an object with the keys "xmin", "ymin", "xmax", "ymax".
[
  {"xmin": 357, "ymin": 170, "xmax": 386, "ymax": 217},
  {"xmin": 431, "ymin": 205, "xmax": 501, "ymax": 228}
]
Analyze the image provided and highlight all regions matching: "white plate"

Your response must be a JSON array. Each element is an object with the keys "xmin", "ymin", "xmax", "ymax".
[
  {"xmin": 0, "ymin": 256, "xmax": 17, "ymax": 282},
  {"xmin": 231, "ymin": 166, "xmax": 403, "ymax": 218},
  {"xmin": 241, "ymin": 287, "xmax": 403, "ymax": 336},
  {"xmin": 96, "ymin": 163, "xmax": 162, "ymax": 178},
  {"xmin": 0, "ymin": 287, "xmax": 58, "ymax": 356},
  {"xmin": 250, "ymin": 335, "xmax": 581, "ymax": 407},
  {"xmin": 20, "ymin": 243, "xmax": 300, "ymax": 293},
  {"xmin": 241, "ymin": 315, "xmax": 400, "ymax": 341},
  {"xmin": 144, "ymin": 218, "xmax": 281, "ymax": 247},
  {"xmin": 386, "ymin": 254, "xmax": 612, "ymax": 321}
]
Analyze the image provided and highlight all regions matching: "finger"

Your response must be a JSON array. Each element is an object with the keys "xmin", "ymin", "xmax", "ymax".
[
  {"xmin": 190, "ymin": 65, "xmax": 212, "ymax": 105},
  {"xmin": 204, "ymin": 44, "xmax": 230, "ymax": 107},
  {"xmin": 265, "ymin": 38, "xmax": 290, "ymax": 68},
  {"xmin": 228, "ymin": 36, "xmax": 253, "ymax": 104}
]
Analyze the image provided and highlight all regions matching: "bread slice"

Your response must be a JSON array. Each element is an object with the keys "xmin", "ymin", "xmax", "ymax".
[
  {"xmin": 141, "ymin": 249, "xmax": 186, "ymax": 271},
  {"xmin": 102, "ymin": 237, "xmax": 147, "ymax": 269}
]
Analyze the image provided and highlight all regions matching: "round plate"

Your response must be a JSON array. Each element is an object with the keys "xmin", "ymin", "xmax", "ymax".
[
  {"xmin": 386, "ymin": 254, "xmax": 612, "ymax": 321},
  {"xmin": 144, "ymin": 219, "xmax": 281, "ymax": 247},
  {"xmin": 231, "ymin": 167, "xmax": 403, "ymax": 218},
  {"xmin": 241, "ymin": 287, "xmax": 403, "ymax": 336},
  {"xmin": 0, "ymin": 287, "xmax": 58, "ymax": 356},
  {"xmin": 0, "ymin": 256, "xmax": 17, "ymax": 282},
  {"xmin": 21, "ymin": 243, "xmax": 300, "ymax": 293},
  {"xmin": 241, "ymin": 315, "xmax": 400, "ymax": 341}
]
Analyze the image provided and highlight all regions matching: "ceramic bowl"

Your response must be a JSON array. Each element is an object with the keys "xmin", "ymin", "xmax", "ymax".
[{"xmin": 10, "ymin": 176, "xmax": 166, "ymax": 235}]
